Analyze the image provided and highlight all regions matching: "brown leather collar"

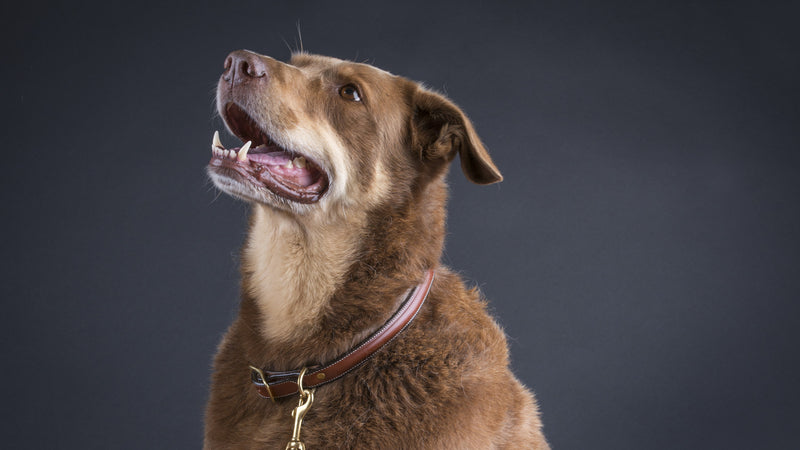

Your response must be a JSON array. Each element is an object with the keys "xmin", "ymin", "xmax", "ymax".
[{"xmin": 250, "ymin": 269, "xmax": 435, "ymax": 400}]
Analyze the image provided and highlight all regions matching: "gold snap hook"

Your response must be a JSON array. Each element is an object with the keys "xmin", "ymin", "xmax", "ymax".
[{"xmin": 285, "ymin": 367, "xmax": 316, "ymax": 450}]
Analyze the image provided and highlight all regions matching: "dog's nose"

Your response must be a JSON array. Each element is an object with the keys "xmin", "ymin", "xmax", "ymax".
[{"xmin": 222, "ymin": 50, "xmax": 268, "ymax": 84}]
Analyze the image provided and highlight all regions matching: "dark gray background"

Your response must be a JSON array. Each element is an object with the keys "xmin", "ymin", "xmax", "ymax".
[{"xmin": 3, "ymin": 0, "xmax": 798, "ymax": 448}]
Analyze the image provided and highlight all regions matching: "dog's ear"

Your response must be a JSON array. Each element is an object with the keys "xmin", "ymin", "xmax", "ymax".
[{"xmin": 411, "ymin": 89, "xmax": 503, "ymax": 184}]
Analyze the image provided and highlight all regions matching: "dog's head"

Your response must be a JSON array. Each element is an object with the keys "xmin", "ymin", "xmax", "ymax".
[{"xmin": 208, "ymin": 50, "xmax": 502, "ymax": 218}]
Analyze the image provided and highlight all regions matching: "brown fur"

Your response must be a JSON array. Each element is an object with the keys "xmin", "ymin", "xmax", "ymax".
[{"xmin": 205, "ymin": 50, "xmax": 549, "ymax": 449}]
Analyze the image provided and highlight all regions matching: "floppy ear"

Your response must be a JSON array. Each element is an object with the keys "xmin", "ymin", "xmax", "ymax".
[{"xmin": 410, "ymin": 88, "xmax": 503, "ymax": 184}]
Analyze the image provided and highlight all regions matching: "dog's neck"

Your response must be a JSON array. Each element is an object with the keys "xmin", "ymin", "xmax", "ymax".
[
  {"xmin": 239, "ymin": 181, "xmax": 447, "ymax": 360},
  {"xmin": 241, "ymin": 204, "xmax": 360, "ymax": 343}
]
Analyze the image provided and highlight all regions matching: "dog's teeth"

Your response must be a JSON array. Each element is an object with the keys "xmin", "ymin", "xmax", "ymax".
[
  {"xmin": 293, "ymin": 156, "xmax": 307, "ymax": 168},
  {"xmin": 213, "ymin": 130, "xmax": 223, "ymax": 149},
  {"xmin": 228, "ymin": 149, "xmax": 237, "ymax": 159},
  {"xmin": 285, "ymin": 159, "xmax": 294, "ymax": 169},
  {"xmin": 238, "ymin": 141, "xmax": 252, "ymax": 161}
]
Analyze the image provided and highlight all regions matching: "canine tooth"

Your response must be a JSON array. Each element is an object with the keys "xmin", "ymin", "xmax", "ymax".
[
  {"xmin": 213, "ymin": 130, "xmax": 223, "ymax": 149},
  {"xmin": 293, "ymin": 156, "xmax": 307, "ymax": 168},
  {"xmin": 238, "ymin": 141, "xmax": 252, "ymax": 161}
]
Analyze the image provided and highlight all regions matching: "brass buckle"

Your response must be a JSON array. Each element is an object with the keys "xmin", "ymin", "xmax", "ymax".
[{"xmin": 249, "ymin": 365, "xmax": 276, "ymax": 403}]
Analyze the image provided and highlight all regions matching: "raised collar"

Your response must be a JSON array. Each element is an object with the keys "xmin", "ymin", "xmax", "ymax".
[{"xmin": 249, "ymin": 269, "xmax": 435, "ymax": 400}]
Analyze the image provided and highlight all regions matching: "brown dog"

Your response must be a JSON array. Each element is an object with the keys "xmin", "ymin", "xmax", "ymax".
[{"xmin": 204, "ymin": 49, "xmax": 549, "ymax": 449}]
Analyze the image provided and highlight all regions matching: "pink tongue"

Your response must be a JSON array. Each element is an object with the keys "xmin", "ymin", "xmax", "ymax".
[{"xmin": 249, "ymin": 151, "xmax": 316, "ymax": 187}]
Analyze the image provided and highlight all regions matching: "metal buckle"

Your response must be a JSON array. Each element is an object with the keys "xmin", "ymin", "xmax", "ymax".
[
  {"xmin": 249, "ymin": 365, "xmax": 276, "ymax": 402},
  {"xmin": 250, "ymin": 365, "xmax": 321, "ymax": 401}
]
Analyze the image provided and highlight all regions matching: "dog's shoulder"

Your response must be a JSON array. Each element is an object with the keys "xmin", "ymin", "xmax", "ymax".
[{"xmin": 309, "ymin": 268, "xmax": 546, "ymax": 448}]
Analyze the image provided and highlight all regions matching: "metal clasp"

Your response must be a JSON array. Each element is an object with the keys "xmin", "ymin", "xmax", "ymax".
[
  {"xmin": 285, "ymin": 367, "xmax": 316, "ymax": 450},
  {"xmin": 249, "ymin": 365, "xmax": 277, "ymax": 403}
]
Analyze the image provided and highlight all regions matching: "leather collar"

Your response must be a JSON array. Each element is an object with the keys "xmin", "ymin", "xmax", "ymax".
[{"xmin": 250, "ymin": 269, "xmax": 435, "ymax": 400}]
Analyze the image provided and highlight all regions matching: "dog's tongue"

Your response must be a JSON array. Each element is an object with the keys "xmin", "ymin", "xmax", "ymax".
[{"xmin": 249, "ymin": 151, "xmax": 317, "ymax": 187}]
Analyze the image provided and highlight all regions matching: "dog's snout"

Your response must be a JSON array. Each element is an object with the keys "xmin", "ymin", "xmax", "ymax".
[{"xmin": 222, "ymin": 50, "xmax": 268, "ymax": 84}]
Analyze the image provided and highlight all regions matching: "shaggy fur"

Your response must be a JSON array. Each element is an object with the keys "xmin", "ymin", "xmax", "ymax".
[{"xmin": 204, "ymin": 50, "xmax": 549, "ymax": 449}]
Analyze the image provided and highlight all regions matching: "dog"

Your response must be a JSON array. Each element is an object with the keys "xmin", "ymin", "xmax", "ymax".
[{"xmin": 204, "ymin": 49, "xmax": 549, "ymax": 449}]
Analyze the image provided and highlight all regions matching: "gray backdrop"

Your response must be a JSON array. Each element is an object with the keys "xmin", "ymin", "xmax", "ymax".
[{"xmin": 3, "ymin": 1, "xmax": 798, "ymax": 448}]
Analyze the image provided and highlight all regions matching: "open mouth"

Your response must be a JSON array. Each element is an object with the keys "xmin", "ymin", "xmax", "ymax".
[{"xmin": 208, "ymin": 103, "xmax": 329, "ymax": 204}]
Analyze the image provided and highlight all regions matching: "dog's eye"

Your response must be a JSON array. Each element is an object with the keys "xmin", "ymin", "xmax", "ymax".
[{"xmin": 339, "ymin": 84, "xmax": 362, "ymax": 102}]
